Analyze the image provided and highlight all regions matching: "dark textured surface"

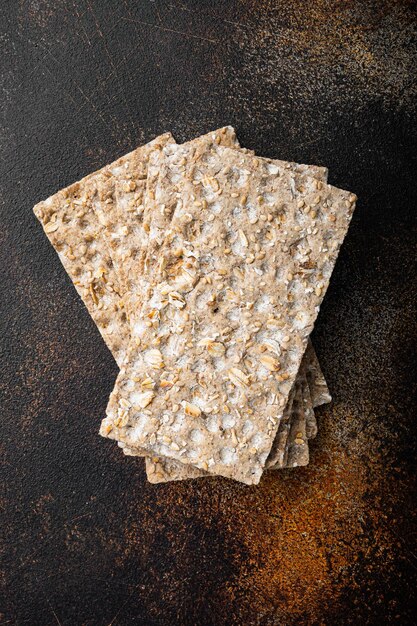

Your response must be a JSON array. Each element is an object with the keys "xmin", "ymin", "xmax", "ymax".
[{"xmin": 1, "ymin": 1, "xmax": 416, "ymax": 624}]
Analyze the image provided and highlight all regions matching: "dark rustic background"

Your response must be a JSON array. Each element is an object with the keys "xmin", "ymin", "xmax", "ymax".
[{"xmin": 1, "ymin": 1, "xmax": 416, "ymax": 625}]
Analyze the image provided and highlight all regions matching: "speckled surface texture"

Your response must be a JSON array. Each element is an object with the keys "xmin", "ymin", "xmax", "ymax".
[{"xmin": 1, "ymin": 1, "xmax": 416, "ymax": 624}]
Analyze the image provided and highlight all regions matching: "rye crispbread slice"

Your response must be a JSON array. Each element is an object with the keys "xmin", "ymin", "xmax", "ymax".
[
  {"xmin": 119, "ymin": 136, "xmax": 329, "ymax": 482},
  {"xmin": 33, "ymin": 134, "xmax": 177, "ymax": 366},
  {"xmin": 283, "ymin": 381, "xmax": 310, "ymax": 468},
  {"xmin": 100, "ymin": 142, "xmax": 356, "ymax": 484},
  {"xmin": 116, "ymin": 136, "xmax": 329, "ymax": 481},
  {"xmin": 265, "ymin": 351, "xmax": 309, "ymax": 469},
  {"xmin": 305, "ymin": 340, "xmax": 332, "ymax": 407}
]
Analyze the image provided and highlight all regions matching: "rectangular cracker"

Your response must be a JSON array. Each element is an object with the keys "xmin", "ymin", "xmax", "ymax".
[
  {"xmin": 120, "ymin": 137, "xmax": 329, "ymax": 481},
  {"xmin": 283, "ymin": 380, "xmax": 309, "ymax": 468},
  {"xmin": 100, "ymin": 142, "xmax": 356, "ymax": 484},
  {"xmin": 105, "ymin": 128, "xmax": 245, "ymax": 476},
  {"xmin": 265, "ymin": 350, "xmax": 309, "ymax": 469},
  {"xmin": 305, "ymin": 340, "xmax": 332, "ymax": 407}
]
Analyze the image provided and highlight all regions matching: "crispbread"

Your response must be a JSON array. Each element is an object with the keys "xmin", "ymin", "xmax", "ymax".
[
  {"xmin": 283, "ymin": 381, "xmax": 310, "ymax": 468},
  {"xmin": 100, "ymin": 142, "xmax": 356, "ymax": 484},
  {"xmin": 33, "ymin": 166, "xmax": 129, "ymax": 366},
  {"xmin": 123, "ymin": 385, "xmax": 297, "ymax": 482},
  {"xmin": 115, "ymin": 141, "xmax": 330, "ymax": 483},
  {"xmin": 33, "ymin": 135, "xmax": 178, "ymax": 366},
  {"xmin": 304, "ymin": 377, "xmax": 318, "ymax": 440},
  {"xmin": 305, "ymin": 341, "xmax": 332, "ymax": 407}
]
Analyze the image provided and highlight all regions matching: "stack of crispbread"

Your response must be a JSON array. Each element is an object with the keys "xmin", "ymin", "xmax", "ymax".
[{"xmin": 34, "ymin": 127, "xmax": 355, "ymax": 485}]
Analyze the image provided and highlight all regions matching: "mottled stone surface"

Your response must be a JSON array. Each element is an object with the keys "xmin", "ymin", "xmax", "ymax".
[{"xmin": 0, "ymin": 1, "xmax": 416, "ymax": 624}]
